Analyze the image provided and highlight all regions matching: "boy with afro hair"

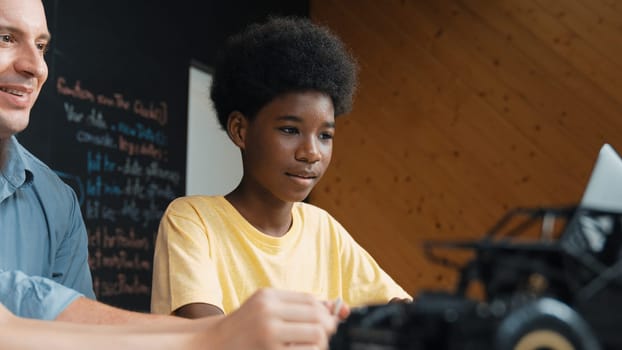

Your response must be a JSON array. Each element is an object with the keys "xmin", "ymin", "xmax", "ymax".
[{"xmin": 151, "ymin": 16, "xmax": 411, "ymax": 318}]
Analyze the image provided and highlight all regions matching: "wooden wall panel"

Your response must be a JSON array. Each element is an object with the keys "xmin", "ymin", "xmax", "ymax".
[{"xmin": 310, "ymin": 0, "xmax": 622, "ymax": 295}]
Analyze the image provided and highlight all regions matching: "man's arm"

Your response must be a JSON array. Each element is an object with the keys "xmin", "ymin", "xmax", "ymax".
[
  {"xmin": 52, "ymin": 186, "xmax": 96, "ymax": 299},
  {"xmin": 56, "ymin": 296, "xmax": 187, "ymax": 324},
  {"xmin": 52, "ymin": 289, "xmax": 342, "ymax": 350},
  {"xmin": 3, "ymin": 289, "xmax": 341, "ymax": 349},
  {"xmin": 58, "ymin": 289, "xmax": 348, "ymax": 329},
  {"xmin": 0, "ymin": 270, "xmax": 82, "ymax": 320},
  {"xmin": 0, "ymin": 270, "xmax": 178, "ymax": 324},
  {"xmin": 1, "ymin": 269, "xmax": 208, "ymax": 326},
  {"xmin": 0, "ymin": 303, "xmax": 200, "ymax": 350}
]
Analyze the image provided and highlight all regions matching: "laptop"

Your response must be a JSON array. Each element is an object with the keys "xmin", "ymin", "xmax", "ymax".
[
  {"xmin": 562, "ymin": 144, "xmax": 622, "ymax": 262},
  {"xmin": 580, "ymin": 144, "xmax": 622, "ymax": 212}
]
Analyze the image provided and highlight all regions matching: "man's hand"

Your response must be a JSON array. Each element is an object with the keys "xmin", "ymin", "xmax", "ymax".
[{"xmin": 207, "ymin": 288, "xmax": 339, "ymax": 350}]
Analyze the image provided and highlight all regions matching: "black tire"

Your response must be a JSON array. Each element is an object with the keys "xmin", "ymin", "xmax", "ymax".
[{"xmin": 495, "ymin": 298, "xmax": 601, "ymax": 350}]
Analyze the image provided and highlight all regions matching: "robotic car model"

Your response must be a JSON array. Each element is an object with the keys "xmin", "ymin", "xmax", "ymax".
[{"xmin": 331, "ymin": 206, "xmax": 622, "ymax": 350}]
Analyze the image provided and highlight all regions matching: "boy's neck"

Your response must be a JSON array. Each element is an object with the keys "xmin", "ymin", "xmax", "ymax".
[{"xmin": 225, "ymin": 190, "xmax": 294, "ymax": 237}]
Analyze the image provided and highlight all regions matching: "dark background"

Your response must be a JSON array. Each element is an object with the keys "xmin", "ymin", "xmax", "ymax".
[{"xmin": 18, "ymin": 0, "xmax": 308, "ymax": 312}]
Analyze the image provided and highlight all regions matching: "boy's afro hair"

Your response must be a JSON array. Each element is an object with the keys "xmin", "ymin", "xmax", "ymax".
[{"xmin": 210, "ymin": 16, "xmax": 358, "ymax": 129}]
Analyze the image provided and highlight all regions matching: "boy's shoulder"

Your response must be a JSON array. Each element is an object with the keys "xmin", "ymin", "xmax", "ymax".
[
  {"xmin": 166, "ymin": 195, "xmax": 226, "ymax": 212},
  {"xmin": 294, "ymin": 200, "xmax": 327, "ymax": 214},
  {"xmin": 294, "ymin": 201, "xmax": 341, "ymax": 224}
]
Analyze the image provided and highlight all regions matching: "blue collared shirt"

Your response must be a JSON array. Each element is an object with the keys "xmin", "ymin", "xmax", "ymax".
[
  {"xmin": 0, "ymin": 270, "xmax": 82, "ymax": 320},
  {"xmin": 0, "ymin": 136, "xmax": 95, "ymax": 320}
]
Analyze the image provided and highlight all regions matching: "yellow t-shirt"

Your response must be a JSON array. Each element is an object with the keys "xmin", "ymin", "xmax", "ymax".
[{"xmin": 151, "ymin": 195, "xmax": 410, "ymax": 315}]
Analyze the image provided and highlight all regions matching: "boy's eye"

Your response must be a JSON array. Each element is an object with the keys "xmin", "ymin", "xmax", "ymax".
[
  {"xmin": 279, "ymin": 127, "xmax": 299, "ymax": 134},
  {"xmin": 319, "ymin": 132, "xmax": 334, "ymax": 140}
]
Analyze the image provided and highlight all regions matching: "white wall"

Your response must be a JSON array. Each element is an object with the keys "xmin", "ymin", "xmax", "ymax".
[{"xmin": 186, "ymin": 65, "xmax": 242, "ymax": 195}]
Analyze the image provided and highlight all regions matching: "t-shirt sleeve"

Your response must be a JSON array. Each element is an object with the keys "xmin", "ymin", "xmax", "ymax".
[
  {"xmin": 151, "ymin": 199, "xmax": 223, "ymax": 314},
  {"xmin": 0, "ymin": 270, "xmax": 82, "ymax": 320},
  {"xmin": 334, "ymin": 219, "xmax": 412, "ymax": 306}
]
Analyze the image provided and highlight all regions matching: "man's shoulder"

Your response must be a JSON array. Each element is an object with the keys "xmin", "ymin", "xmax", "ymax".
[
  {"xmin": 18, "ymin": 143, "xmax": 53, "ymax": 175},
  {"xmin": 20, "ymin": 146, "xmax": 67, "ymax": 187},
  {"xmin": 16, "ymin": 142, "xmax": 77, "ymax": 201}
]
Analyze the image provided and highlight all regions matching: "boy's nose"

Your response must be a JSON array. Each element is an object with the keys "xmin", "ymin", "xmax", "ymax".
[{"xmin": 295, "ymin": 137, "xmax": 321, "ymax": 163}]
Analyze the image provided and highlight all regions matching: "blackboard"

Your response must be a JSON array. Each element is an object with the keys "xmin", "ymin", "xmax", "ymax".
[{"xmin": 19, "ymin": 1, "xmax": 190, "ymax": 312}]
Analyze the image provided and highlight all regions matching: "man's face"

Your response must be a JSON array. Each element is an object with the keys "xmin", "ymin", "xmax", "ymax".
[{"xmin": 0, "ymin": 0, "xmax": 49, "ymax": 140}]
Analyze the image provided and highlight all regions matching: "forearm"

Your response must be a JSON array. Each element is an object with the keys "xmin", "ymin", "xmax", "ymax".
[
  {"xmin": 2, "ymin": 288, "xmax": 340, "ymax": 350},
  {"xmin": 0, "ymin": 316, "xmax": 202, "ymax": 350},
  {"xmin": 57, "ymin": 296, "xmax": 174, "ymax": 324},
  {"xmin": 56, "ymin": 296, "xmax": 221, "ymax": 332}
]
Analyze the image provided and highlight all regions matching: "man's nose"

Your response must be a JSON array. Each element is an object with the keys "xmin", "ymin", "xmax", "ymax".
[{"xmin": 15, "ymin": 44, "xmax": 47, "ymax": 80}]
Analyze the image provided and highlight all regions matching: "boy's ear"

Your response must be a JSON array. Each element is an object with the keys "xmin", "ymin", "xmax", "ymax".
[{"xmin": 226, "ymin": 111, "xmax": 248, "ymax": 150}]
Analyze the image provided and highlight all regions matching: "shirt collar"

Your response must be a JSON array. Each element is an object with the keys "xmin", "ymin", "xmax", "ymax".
[{"xmin": 0, "ymin": 136, "xmax": 34, "ymax": 202}]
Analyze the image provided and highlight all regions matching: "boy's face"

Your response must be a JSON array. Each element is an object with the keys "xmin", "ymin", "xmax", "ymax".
[
  {"xmin": 0, "ymin": 0, "xmax": 50, "ymax": 140},
  {"xmin": 240, "ymin": 91, "xmax": 335, "ymax": 203}
]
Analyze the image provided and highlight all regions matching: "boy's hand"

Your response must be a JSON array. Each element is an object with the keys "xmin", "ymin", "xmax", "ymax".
[{"xmin": 323, "ymin": 298, "xmax": 350, "ymax": 321}]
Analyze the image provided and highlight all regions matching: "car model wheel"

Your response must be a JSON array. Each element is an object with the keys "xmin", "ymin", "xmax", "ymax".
[
  {"xmin": 513, "ymin": 329, "xmax": 574, "ymax": 350},
  {"xmin": 495, "ymin": 298, "xmax": 600, "ymax": 350}
]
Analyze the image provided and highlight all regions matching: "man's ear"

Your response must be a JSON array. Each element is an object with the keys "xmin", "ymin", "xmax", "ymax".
[{"xmin": 226, "ymin": 111, "xmax": 248, "ymax": 150}]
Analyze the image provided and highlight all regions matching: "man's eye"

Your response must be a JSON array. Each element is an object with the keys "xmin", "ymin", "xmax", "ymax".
[
  {"xmin": 36, "ymin": 43, "xmax": 49, "ymax": 53},
  {"xmin": 0, "ymin": 34, "xmax": 13, "ymax": 43}
]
